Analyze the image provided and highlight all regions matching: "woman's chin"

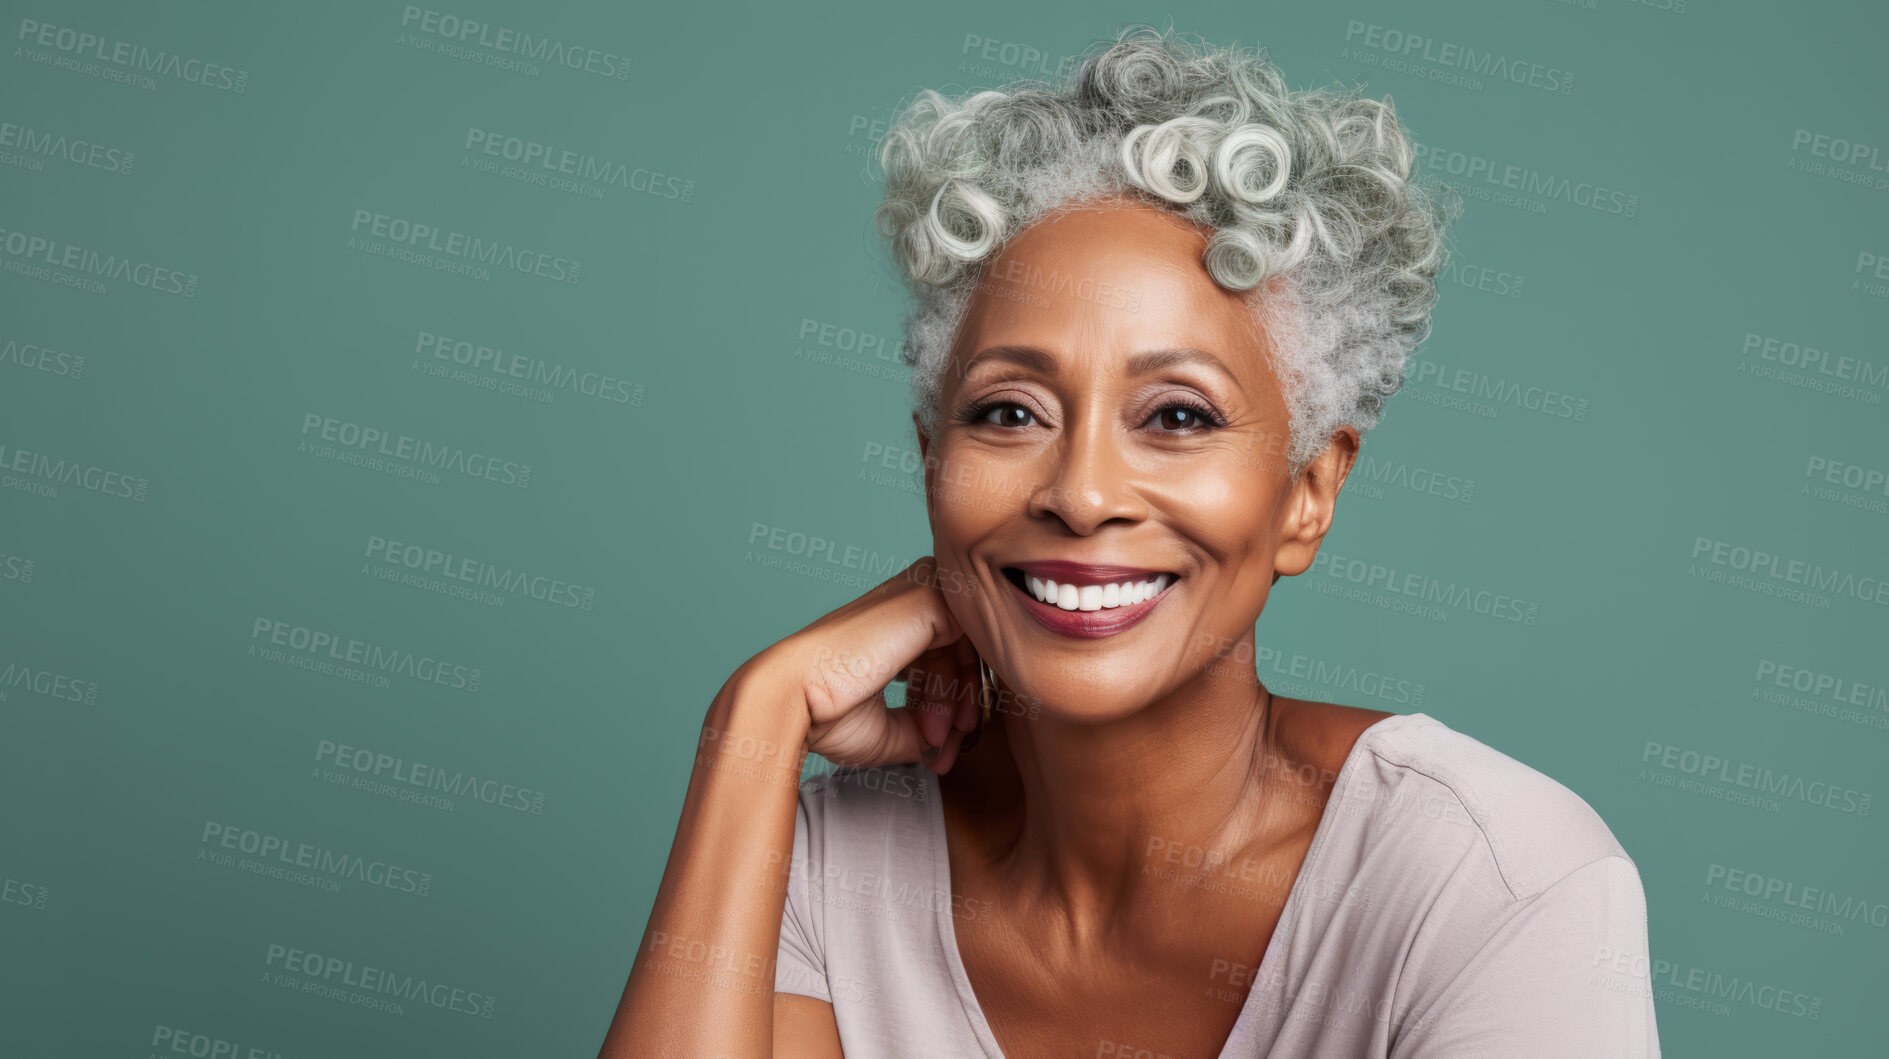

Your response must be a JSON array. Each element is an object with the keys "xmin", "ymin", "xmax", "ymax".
[{"xmin": 991, "ymin": 675, "xmax": 1163, "ymax": 726}]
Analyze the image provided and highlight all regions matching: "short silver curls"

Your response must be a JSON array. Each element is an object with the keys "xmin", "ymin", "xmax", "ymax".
[{"xmin": 872, "ymin": 25, "xmax": 1460, "ymax": 477}]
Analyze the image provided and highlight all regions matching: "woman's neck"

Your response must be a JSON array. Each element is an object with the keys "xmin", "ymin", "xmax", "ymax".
[{"xmin": 941, "ymin": 660, "xmax": 1293, "ymax": 940}]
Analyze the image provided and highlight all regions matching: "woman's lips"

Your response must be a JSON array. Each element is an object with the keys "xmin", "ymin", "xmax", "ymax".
[{"xmin": 1001, "ymin": 566, "xmax": 1178, "ymax": 639}]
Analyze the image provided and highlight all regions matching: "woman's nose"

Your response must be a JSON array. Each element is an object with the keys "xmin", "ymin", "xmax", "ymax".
[{"xmin": 1026, "ymin": 415, "xmax": 1145, "ymax": 534}]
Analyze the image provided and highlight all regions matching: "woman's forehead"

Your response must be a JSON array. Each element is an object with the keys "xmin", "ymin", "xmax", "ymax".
[
  {"xmin": 951, "ymin": 207, "xmax": 1272, "ymax": 385},
  {"xmin": 998, "ymin": 198, "xmax": 1212, "ymax": 263}
]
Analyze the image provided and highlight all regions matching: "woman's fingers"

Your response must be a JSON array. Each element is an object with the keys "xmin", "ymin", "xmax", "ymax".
[
  {"xmin": 763, "ymin": 556, "xmax": 992, "ymax": 770},
  {"xmin": 907, "ymin": 648, "xmax": 961, "ymax": 748},
  {"xmin": 929, "ymin": 644, "xmax": 984, "ymax": 772},
  {"xmin": 924, "ymin": 726, "xmax": 966, "ymax": 774},
  {"xmin": 789, "ymin": 561, "xmax": 962, "ymax": 709}
]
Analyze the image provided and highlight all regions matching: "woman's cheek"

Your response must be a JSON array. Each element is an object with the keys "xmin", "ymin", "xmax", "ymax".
[{"xmin": 933, "ymin": 450, "xmax": 1026, "ymax": 533}]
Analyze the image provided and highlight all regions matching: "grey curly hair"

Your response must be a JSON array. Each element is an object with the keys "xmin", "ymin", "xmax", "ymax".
[{"xmin": 873, "ymin": 24, "xmax": 1460, "ymax": 477}]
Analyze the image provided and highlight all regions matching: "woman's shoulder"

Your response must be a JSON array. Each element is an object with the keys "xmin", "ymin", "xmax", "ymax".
[
  {"xmin": 1346, "ymin": 711, "xmax": 1638, "ymax": 903},
  {"xmin": 798, "ymin": 760, "xmax": 934, "ymax": 805},
  {"xmin": 783, "ymin": 763, "xmax": 944, "ymax": 945},
  {"xmin": 791, "ymin": 761, "xmax": 935, "ymax": 849}
]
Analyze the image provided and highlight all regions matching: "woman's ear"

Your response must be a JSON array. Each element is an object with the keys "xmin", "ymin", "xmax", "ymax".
[
  {"xmin": 1274, "ymin": 427, "xmax": 1360, "ymax": 578},
  {"xmin": 913, "ymin": 412, "xmax": 933, "ymax": 518}
]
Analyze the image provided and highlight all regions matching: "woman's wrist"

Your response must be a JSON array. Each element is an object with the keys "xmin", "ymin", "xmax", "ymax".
[{"xmin": 697, "ymin": 660, "xmax": 814, "ymax": 787}]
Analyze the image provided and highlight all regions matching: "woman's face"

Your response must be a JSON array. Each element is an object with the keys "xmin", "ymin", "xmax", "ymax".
[{"xmin": 917, "ymin": 196, "xmax": 1356, "ymax": 722}]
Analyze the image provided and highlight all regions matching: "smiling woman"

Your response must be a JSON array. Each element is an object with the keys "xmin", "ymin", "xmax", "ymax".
[{"xmin": 599, "ymin": 23, "xmax": 1660, "ymax": 1058}]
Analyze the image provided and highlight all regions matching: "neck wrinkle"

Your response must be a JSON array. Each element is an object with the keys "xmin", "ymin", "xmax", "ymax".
[{"xmin": 979, "ymin": 663, "xmax": 1278, "ymax": 946}]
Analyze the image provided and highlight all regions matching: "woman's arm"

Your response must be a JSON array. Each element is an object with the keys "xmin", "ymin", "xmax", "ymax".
[
  {"xmin": 598, "ymin": 558, "xmax": 983, "ymax": 1055},
  {"xmin": 596, "ymin": 663, "xmax": 819, "ymax": 1056},
  {"xmin": 774, "ymin": 994, "xmax": 846, "ymax": 1054},
  {"xmin": 1391, "ymin": 855, "xmax": 1661, "ymax": 1058}
]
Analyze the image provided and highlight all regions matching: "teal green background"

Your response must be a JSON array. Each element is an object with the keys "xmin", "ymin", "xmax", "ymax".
[{"xmin": 3, "ymin": 0, "xmax": 1885, "ymax": 1054}]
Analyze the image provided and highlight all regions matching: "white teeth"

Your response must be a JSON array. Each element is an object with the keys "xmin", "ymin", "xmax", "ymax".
[{"xmin": 1026, "ymin": 573, "xmax": 1171, "ymax": 611}]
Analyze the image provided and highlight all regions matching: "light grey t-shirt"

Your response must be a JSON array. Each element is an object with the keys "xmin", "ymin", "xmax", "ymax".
[{"xmin": 774, "ymin": 711, "xmax": 1661, "ymax": 1057}]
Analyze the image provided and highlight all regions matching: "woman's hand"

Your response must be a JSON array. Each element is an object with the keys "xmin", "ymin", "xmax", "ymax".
[
  {"xmin": 604, "ymin": 561, "xmax": 985, "ymax": 1055},
  {"xmin": 736, "ymin": 555, "xmax": 985, "ymax": 774}
]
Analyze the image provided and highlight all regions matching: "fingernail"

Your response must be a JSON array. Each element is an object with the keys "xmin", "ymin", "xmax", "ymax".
[
  {"xmin": 921, "ymin": 744, "xmax": 939, "ymax": 763},
  {"xmin": 959, "ymin": 729, "xmax": 980, "ymax": 753}
]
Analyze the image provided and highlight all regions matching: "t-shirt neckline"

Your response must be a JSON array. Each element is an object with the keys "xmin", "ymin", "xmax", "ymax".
[{"xmin": 922, "ymin": 709, "xmax": 1434, "ymax": 1057}]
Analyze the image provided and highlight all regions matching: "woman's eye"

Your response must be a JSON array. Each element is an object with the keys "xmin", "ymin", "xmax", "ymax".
[
  {"xmin": 967, "ymin": 400, "xmax": 1220, "ymax": 431},
  {"xmin": 1150, "ymin": 402, "xmax": 1220, "ymax": 432},
  {"xmin": 980, "ymin": 402, "xmax": 1036, "ymax": 428}
]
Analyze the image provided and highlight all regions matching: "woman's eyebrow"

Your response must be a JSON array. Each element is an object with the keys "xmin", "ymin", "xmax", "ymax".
[
  {"xmin": 963, "ymin": 346, "xmax": 1238, "ymax": 385},
  {"xmin": 1125, "ymin": 347, "xmax": 1239, "ymax": 386},
  {"xmin": 962, "ymin": 345, "xmax": 1059, "ymax": 378}
]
